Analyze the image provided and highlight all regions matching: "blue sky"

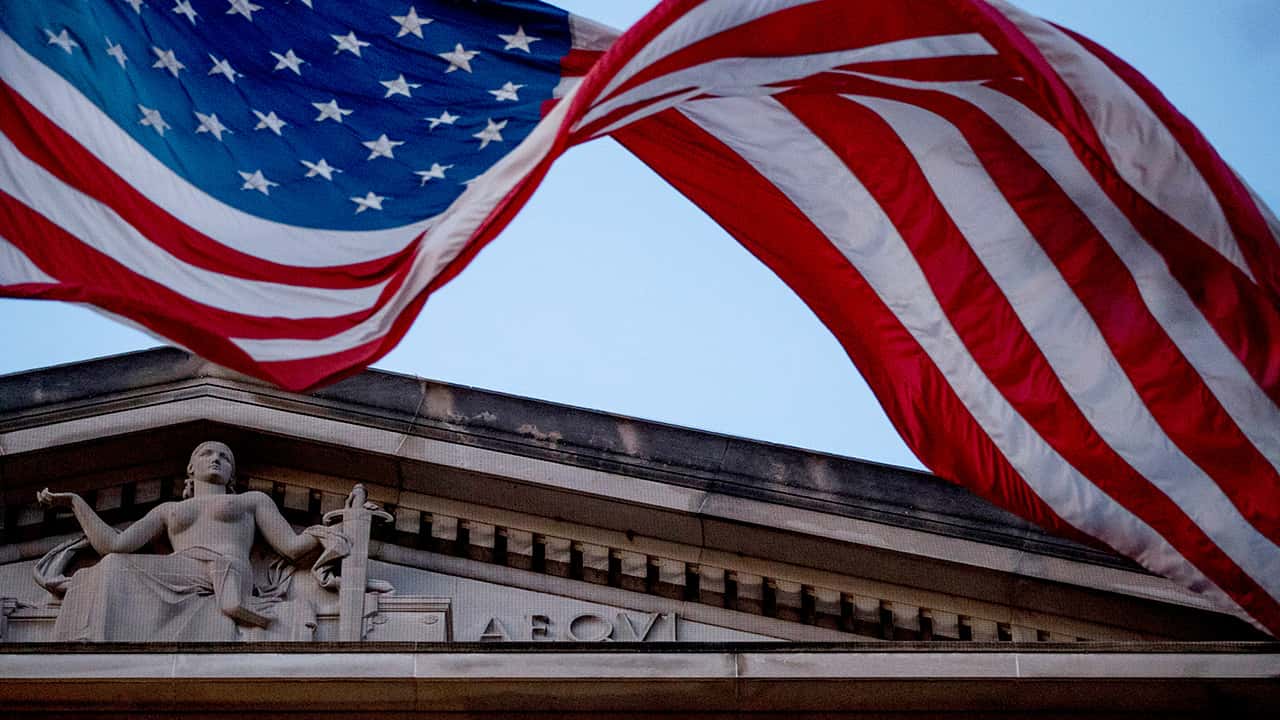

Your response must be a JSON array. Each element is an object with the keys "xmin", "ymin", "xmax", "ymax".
[{"xmin": 2, "ymin": 1, "xmax": 1276, "ymax": 471}]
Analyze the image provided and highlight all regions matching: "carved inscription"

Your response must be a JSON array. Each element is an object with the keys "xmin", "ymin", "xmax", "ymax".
[{"xmin": 476, "ymin": 611, "xmax": 678, "ymax": 642}]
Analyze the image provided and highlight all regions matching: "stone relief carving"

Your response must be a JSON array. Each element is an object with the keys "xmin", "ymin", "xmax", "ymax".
[{"xmin": 30, "ymin": 441, "xmax": 395, "ymax": 642}]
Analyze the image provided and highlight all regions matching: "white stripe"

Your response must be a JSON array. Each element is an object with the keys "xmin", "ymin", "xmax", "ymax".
[
  {"xmin": 0, "ymin": 31, "xmax": 428, "ymax": 268},
  {"xmin": 843, "ymin": 70, "xmax": 1280, "ymax": 485},
  {"xmin": 847, "ymin": 93, "xmax": 1280, "ymax": 598},
  {"xmin": 593, "ymin": 0, "xmax": 820, "ymax": 105},
  {"xmin": 951, "ymin": 82, "xmax": 1280, "ymax": 477},
  {"xmin": 987, "ymin": 0, "xmax": 1256, "ymax": 283},
  {"xmin": 677, "ymin": 94, "xmax": 1252, "ymax": 622},
  {"xmin": 0, "ymin": 130, "xmax": 388, "ymax": 319},
  {"xmin": 576, "ymin": 33, "xmax": 996, "ymax": 136},
  {"xmin": 0, "ymin": 233, "xmax": 55, "ymax": 285},
  {"xmin": 229, "ymin": 84, "xmax": 581, "ymax": 361},
  {"xmin": 552, "ymin": 75, "xmax": 582, "ymax": 100},
  {"xmin": 586, "ymin": 87, "xmax": 705, "ymax": 140},
  {"xmin": 1235, "ymin": 171, "xmax": 1280, "ymax": 250},
  {"xmin": 568, "ymin": 13, "xmax": 620, "ymax": 52}
]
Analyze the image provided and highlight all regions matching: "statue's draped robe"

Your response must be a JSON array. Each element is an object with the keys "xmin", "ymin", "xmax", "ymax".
[
  {"xmin": 53, "ymin": 548, "xmax": 257, "ymax": 641},
  {"xmin": 41, "ymin": 526, "xmax": 351, "ymax": 642}
]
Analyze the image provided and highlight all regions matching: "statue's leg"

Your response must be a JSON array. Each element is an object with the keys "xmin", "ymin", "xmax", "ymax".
[{"xmin": 215, "ymin": 559, "xmax": 271, "ymax": 628}]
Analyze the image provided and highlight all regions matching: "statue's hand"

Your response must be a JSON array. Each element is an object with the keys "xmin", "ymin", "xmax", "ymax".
[{"xmin": 37, "ymin": 488, "xmax": 78, "ymax": 508}]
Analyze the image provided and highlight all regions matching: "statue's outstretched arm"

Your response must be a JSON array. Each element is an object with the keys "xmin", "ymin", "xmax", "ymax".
[
  {"xmin": 247, "ymin": 491, "xmax": 319, "ymax": 560},
  {"xmin": 37, "ymin": 489, "xmax": 166, "ymax": 556}
]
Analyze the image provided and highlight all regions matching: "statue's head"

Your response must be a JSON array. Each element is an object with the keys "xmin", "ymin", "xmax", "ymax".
[{"xmin": 184, "ymin": 441, "xmax": 236, "ymax": 498}]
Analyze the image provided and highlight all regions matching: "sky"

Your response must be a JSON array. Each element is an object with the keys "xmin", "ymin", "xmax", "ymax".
[{"xmin": 1, "ymin": 1, "xmax": 1277, "ymax": 472}]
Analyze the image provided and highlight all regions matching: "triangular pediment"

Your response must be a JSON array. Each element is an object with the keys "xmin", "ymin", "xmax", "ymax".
[{"xmin": 0, "ymin": 349, "xmax": 1263, "ymax": 646}]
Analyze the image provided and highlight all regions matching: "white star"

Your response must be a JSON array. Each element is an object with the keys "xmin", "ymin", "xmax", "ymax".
[
  {"xmin": 380, "ymin": 74, "xmax": 420, "ymax": 98},
  {"xmin": 350, "ymin": 191, "xmax": 386, "ymax": 214},
  {"xmin": 226, "ymin": 0, "xmax": 262, "ymax": 21},
  {"xmin": 472, "ymin": 118, "xmax": 506, "ymax": 149},
  {"xmin": 105, "ymin": 38, "xmax": 128, "ymax": 68},
  {"xmin": 270, "ymin": 49, "xmax": 305, "ymax": 75},
  {"xmin": 488, "ymin": 81, "xmax": 523, "ymax": 102},
  {"xmin": 391, "ymin": 6, "xmax": 432, "ymax": 38},
  {"xmin": 208, "ymin": 55, "xmax": 241, "ymax": 83},
  {"xmin": 239, "ymin": 170, "xmax": 278, "ymax": 195},
  {"xmin": 425, "ymin": 110, "xmax": 459, "ymax": 130},
  {"xmin": 414, "ymin": 163, "xmax": 452, "ymax": 185},
  {"xmin": 45, "ymin": 29, "xmax": 79, "ymax": 54},
  {"xmin": 194, "ymin": 111, "xmax": 231, "ymax": 141},
  {"xmin": 172, "ymin": 0, "xmax": 198, "ymax": 24},
  {"xmin": 498, "ymin": 26, "xmax": 540, "ymax": 53},
  {"xmin": 123, "ymin": 0, "xmax": 145, "ymax": 14},
  {"xmin": 151, "ymin": 47, "xmax": 185, "ymax": 77},
  {"xmin": 137, "ymin": 105, "xmax": 169, "ymax": 136},
  {"xmin": 312, "ymin": 99, "xmax": 353, "ymax": 123},
  {"xmin": 332, "ymin": 31, "xmax": 370, "ymax": 57},
  {"xmin": 438, "ymin": 43, "xmax": 478, "ymax": 73},
  {"xmin": 362, "ymin": 134, "xmax": 404, "ymax": 160},
  {"xmin": 301, "ymin": 158, "xmax": 341, "ymax": 181},
  {"xmin": 252, "ymin": 109, "xmax": 287, "ymax": 135}
]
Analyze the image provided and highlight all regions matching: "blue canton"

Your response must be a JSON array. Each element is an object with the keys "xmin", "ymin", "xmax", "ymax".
[{"xmin": 3, "ymin": 0, "xmax": 572, "ymax": 231}]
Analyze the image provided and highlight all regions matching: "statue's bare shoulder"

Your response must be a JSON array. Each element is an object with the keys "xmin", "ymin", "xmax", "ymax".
[{"xmin": 150, "ymin": 500, "xmax": 179, "ymax": 520}]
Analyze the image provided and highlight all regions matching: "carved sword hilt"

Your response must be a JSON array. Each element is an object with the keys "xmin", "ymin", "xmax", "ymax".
[
  {"xmin": 322, "ymin": 483, "xmax": 393, "ymax": 526},
  {"xmin": 324, "ymin": 484, "xmax": 392, "ymax": 641}
]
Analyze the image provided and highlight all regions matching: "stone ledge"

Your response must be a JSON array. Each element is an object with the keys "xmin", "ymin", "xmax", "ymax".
[
  {"xmin": 0, "ymin": 647, "xmax": 1276, "ymax": 714},
  {"xmin": 1, "ymin": 640, "xmax": 1276, "ymax": 653}
]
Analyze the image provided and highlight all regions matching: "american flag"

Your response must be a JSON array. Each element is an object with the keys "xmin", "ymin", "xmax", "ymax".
[
  {"xmin": 0, "ymin": 0, "xmax": 612, "ymax": 387},
  {"xmin": 3, "ymin": 1, "xmax": 1278, "ymax": 636}
]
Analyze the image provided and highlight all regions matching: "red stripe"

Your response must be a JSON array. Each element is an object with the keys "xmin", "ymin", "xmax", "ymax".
[
  {"xmin": 0, "ymin": 81, "xmax": 415, "ymax": 289},
  {"xmin": 614, "ymin": 108, "xmax": 1083, "ymax": 545},
  {"xmin": 600, "ymin": 0, "xmax": 973, "ymax": 106},
  {"xmin": 0, "ymin": 281, "xmax": 61, "ymax": 296},
  {"xmin": 0, "ymin": 191, "xmax": 417, "ymax": 341},
  {"xmin": 835, "ymin": 54, "xmax": 1017, "ymax": 83},
  {"xmin": 560, "ymin": 48, "xmax": 604, "ymax": 76},
  {"xmin": 954, "ymin": 1, "xmax": 1280, "ymax": 410},
  {"xmin": 613, "ymin": 104, "xmax": 1280, "ymax": 636},
  {"xmin": 0, "ymin": 197, "xmax": 263, "ymax": 376},
  {"xmin": 779, "ymin": 86, "xmax": 1279, "ymax": 618},
  {"xmin": 1058, "ymin": 25, "xmax": 1280, "ymax": 305},
  {"xmin": 786, "ymin": 71, "xmax": 1280, "ymax": 547}
]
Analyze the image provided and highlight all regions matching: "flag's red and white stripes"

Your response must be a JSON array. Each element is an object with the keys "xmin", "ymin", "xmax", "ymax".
[
  {"xmin": 0, "ymin": 15, "xmax": 617, "ymax": 388},
  {"xmin": 591, "ymin": 0, "xmax": 1280, "ymax": 635},
  {"xmin": 2, "ymin": 0, "xmax": 1277, "ymax": 635}
]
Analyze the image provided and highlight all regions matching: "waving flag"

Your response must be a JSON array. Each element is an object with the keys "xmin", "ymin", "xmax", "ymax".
[
  {"xmin": 0, "ymin": 0, "xmax": 614, "ymax": 387},
  {"xmin": 2, "ymin": 1, "xmax": 1278, "ymax": 636}
]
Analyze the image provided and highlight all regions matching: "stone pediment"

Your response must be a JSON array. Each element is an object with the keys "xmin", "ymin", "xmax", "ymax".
[{"xmin": 0, "ymin": 349, "xmax": 1265, "ymax": 646}]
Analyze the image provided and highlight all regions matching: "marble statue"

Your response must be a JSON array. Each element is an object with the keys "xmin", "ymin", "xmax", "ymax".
[{"xmin": 34, "ymin": 441, "xmax": 388, "ymax": 642}]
